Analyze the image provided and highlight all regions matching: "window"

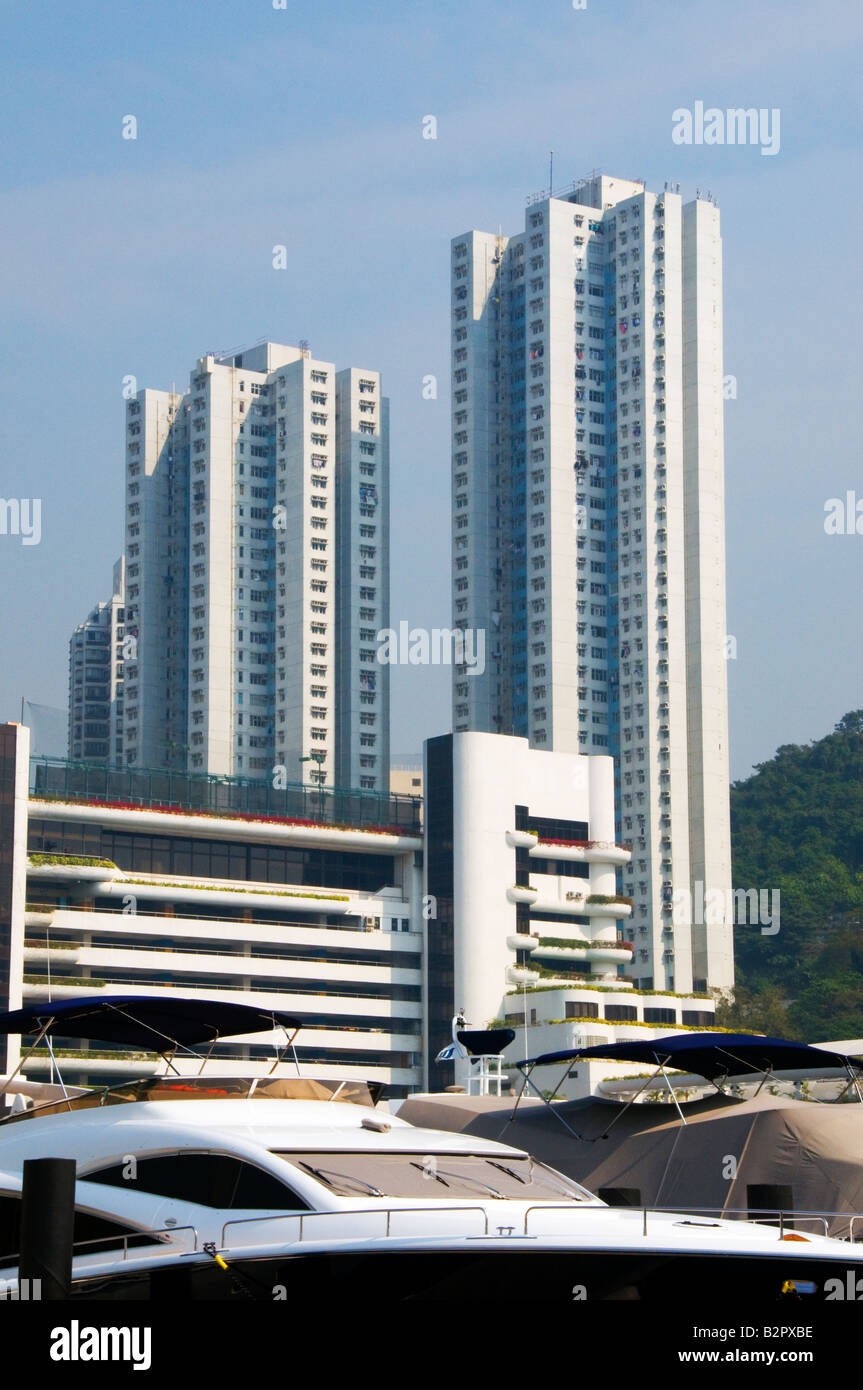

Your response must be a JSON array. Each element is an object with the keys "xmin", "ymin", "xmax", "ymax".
[
  {"xmin": 0, "ymin": 1195, "xmax": 151, "ymax": 1262},
  {"xmin": 279, "ymin": 1152, "xmax": 592, "ymax": 1201},
  {"xmin": 84, "ymin": 1153, "xmax": 308, "ymax": 1210}
]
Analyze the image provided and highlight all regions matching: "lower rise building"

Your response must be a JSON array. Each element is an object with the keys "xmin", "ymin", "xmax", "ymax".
[{"xmin": 1, "ymin": 723, "xmax": 422, "ymax": 1094}]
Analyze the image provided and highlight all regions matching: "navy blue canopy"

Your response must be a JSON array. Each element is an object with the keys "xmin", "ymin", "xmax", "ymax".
[
  {"xmin": 517, "ymin": 1031, "xmax": 863, "ymax": 1080},
  {"xmin": 457, "ymin": 1028, "xmax": 516, "ymax": 1056},
  {"xmin": 0, "ymin": 996, "xmax": 300, "ymax": 1050}
]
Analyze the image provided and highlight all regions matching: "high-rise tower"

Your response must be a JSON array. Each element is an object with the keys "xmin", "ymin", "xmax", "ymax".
[
  {"xmin": 122, "ymin": 342, "xmax": 389, "ymax": 791},
  {"xmin": 449, "ymin": 174, "xmax": 732, "ymax": 992}
]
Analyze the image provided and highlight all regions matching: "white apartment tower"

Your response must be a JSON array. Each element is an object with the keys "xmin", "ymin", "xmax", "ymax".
[
  {"xmin": 123, "ymin": 342, "xmax": 389, "ymax": 791},
  {"xmin": 450, "ymin": 174, "xmax": 732, "ymax": 993},
  {"xmin": 67, "ymin": 557, "xmax": 126, "ymax": 765}
]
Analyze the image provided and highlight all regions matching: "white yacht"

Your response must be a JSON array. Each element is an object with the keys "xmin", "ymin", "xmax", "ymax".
[{"xmin": 1, "ymin": 997, "xmax": 862, "ymax": 1302}]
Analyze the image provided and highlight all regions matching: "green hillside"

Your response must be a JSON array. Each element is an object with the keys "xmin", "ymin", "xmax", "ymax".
[{"xmin": 717, "ymin": 711, "xmax": 863, "ymax": 1042}]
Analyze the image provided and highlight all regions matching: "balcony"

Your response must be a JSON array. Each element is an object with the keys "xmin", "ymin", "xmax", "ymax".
[
  {"xmin": 529, "ymin": 838, "xmax": 631, "ymax": 866},
  {"xmin": 531, "ymin": 936, "xmax": 634, "ymax": 968},
  {"xmin": 505, "ymin": 933, "xmax": 540, "ymax": 953},
  {"xmin": 586, "ymin": 894, "xmax": 634, "ymax": 919},
  {"xmin": 27, "ymin": 855, "xmax": 123, "ymax": 883},
  {"xmin": 507, "ymin": 884, "xmax": 539, "ymax": 905},
  {"xmin": 506, "ymin": 829, "xmax": 539, "ymax": 850},
  {"xmin": 23, "ymin": 939, "xmax": 83, "ymax": 965},
  {"xmin": 506, "ymin": 965, "xmax": 541, "ymax": 987},
  {"xmin": 22, "ymin": 975, "xmax": 106, "ymax": 997}
]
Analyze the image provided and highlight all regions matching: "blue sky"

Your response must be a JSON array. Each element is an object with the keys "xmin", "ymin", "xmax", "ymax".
[{"xmin": 1, "ymin": 0, "xmax": 861, "ymax": 779}]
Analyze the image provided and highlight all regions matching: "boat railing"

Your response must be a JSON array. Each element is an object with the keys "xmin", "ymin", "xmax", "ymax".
[
  {"xmin": 1, "ymin": 1224, "xmax": 200, "ymax": 1273},
  {"xmin": 522, "ymin": 1204, "xmax": 852, "ymax": 1239},
  {"xmin": 221, "ymin": 1203, "xmax": 863, "ymax": 1249},
  {"xmin": 221, "ymin": 1205, "xmax": 491, "ymax": 1246},
  {"xmin": 69, "ymin": 1224, "xmax": 200, "ymax": 1260}
]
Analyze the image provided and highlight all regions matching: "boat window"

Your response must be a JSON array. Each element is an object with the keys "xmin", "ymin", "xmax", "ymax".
[
  {"xmin": 273, "ymin": 1153, "xmax": 596, "ymax": 1202},
  {"xmin": 0, "ymin": 1192, "xmax": 148, "ymax": 1263},
  {"xmin": 83, "ymin": 1154, "xmax": 310, "ymax": 1210}
]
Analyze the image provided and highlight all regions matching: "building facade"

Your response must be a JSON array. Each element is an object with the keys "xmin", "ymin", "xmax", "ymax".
[
  {"xmin": 67, "ymin": 558, "xmax": 126, "ymax": 766},
  {"xmin": 8, "ymin": 726, "xmax": 422, "ymax": 1094},
  {"xmin": 122, "ymin": 342, "xmax": 389, "ymax": 792},
  {"xmin": 423, "ymin": 731, "xmax": 714, "ymax": 1097},
  {"xmin": 449, "ymin": 173, "xmax": 733, "ymax": 995},
  {"xmin": 3, "ymin": 725, "xmax": 717, "ymax": 1100}
]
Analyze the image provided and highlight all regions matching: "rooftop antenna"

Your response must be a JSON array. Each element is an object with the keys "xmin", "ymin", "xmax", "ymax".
[{"xmin": 549, "ymin": 149, "xmax": 554, "ymax": 198}]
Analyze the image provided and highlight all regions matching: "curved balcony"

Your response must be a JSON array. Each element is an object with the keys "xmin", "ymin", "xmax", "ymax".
[
  {"xmin": 506, "ymin": 934, "xmax": 540, "ymax": 953},
  {"xmin": 531, "ymin": 937, "xmax": 634, "ymax": 967},
  {"xmin": 532, "ymin": 943, "xmax": 588, "ymax": 963},
  {"xmin": 507, "ymin": 884, "xmax": 539, "ymax": 905},
  {"xmin": 22, "ymin": 977, "xmax": 105, "ymax": 999},
  {"xmin": 23, "ymin": 941, "xmax": 83, "ymax": 965},
  {"xmin": 529, "ymin": 839, "xmax": 631, "ymax": 866},
  {"xmin": 27, "ymin": 857, "xmax": 123, "ymax": 883},
  {"xmin": 586, "ymin": 895, "xmax": 633, "ymax": 919},
  {"xmin": 586, "ymin": 945, "xmax": 633, "ymax": 964},
  {"xmin": 506, "ymin": 829, "xmax": 539, "ymax": 850},
  {"xmin": 506, "ymin": 965, "xmax": 541, "ymax": 987}
]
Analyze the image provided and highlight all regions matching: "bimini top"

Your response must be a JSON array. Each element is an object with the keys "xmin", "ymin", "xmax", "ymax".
[
  {"xmin": 0, "ymin": 996, "xmax": 300, "ymax": 1052},
  {"xmin": 517, "ymin": 1032, "xmax": 863, "ymax": 1081},
  {"xmin": 457, "ymin": 1028, "xmax": 516, "ymax": 1057}
]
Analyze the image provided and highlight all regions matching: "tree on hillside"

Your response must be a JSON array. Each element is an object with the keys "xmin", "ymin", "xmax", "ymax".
[{"xmin": 728, "ymin": 713, "xmax": 863, "ymax": 1041}]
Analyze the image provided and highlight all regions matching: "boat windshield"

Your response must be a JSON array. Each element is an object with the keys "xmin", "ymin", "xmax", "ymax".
[
  {"xmin": 0, "ymin": 1076, "xmax": 380, "ymax": 1123},
  {"xmin": 275, "ymin": 1151, "xmax": 598, "ymax": 1202}
]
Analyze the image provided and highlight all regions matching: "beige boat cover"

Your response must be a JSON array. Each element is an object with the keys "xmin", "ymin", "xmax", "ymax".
[{"xmin": 398, "ymin": 1091, "xmax": 863, "ymax": 1236}]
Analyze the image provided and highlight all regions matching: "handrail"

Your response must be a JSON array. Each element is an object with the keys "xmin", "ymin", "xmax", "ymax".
[
  {"xmin": 521, "ymin": 1204, "xmax": 859, "ymax": 1239},
  {"xmin": 220, "ymin": 1205, "xmax": 490, "ymax": 1247},
  {"xmin": 1, "ymin": 1224, "xmax": 199, "ymax": 1269}
]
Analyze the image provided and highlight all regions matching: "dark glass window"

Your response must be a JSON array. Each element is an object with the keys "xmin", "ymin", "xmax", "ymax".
[
  {"xmin": 27, "ymin": 823, "xmax": 397, "ymax": 893},
  {"xmin": 515, "ymin": 809, "xmax": 589, "ymax": 843},
  {"xmin": 84, "ymin": 1153, "xmax": 308, "ymax": 1210},
  {"xmin": 566, "ymin": 1001, "xmax": 599, "ymax": 1019},
  {"xmin": 644, "ymin": 1007, "xmax": 675, "ymax": 1024},
  {"xmin": 0, "ymin": 1193, "xmax": 146, "ymax": 1262},
  {"xmin": 425, "ymin": 736, "xmax": 454, "ymax": 1084}
]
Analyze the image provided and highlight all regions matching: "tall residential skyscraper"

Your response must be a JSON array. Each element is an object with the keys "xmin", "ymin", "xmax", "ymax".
[
  {"xmin": 123, "ymin": 342, "xmax": 389, "ymax": 791},
  {"xmin": 67, "ymin": 557, "xmax": 126, "ymax": 765},
  {"xmin": 449, "ymin": 173, "xmax": 732, "ymax": 994}
]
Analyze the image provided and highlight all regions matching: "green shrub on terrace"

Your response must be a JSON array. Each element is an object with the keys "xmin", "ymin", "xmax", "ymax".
[{"xmin": 29, "ymin": 854, "xmax": 117, "ymax": 869}]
